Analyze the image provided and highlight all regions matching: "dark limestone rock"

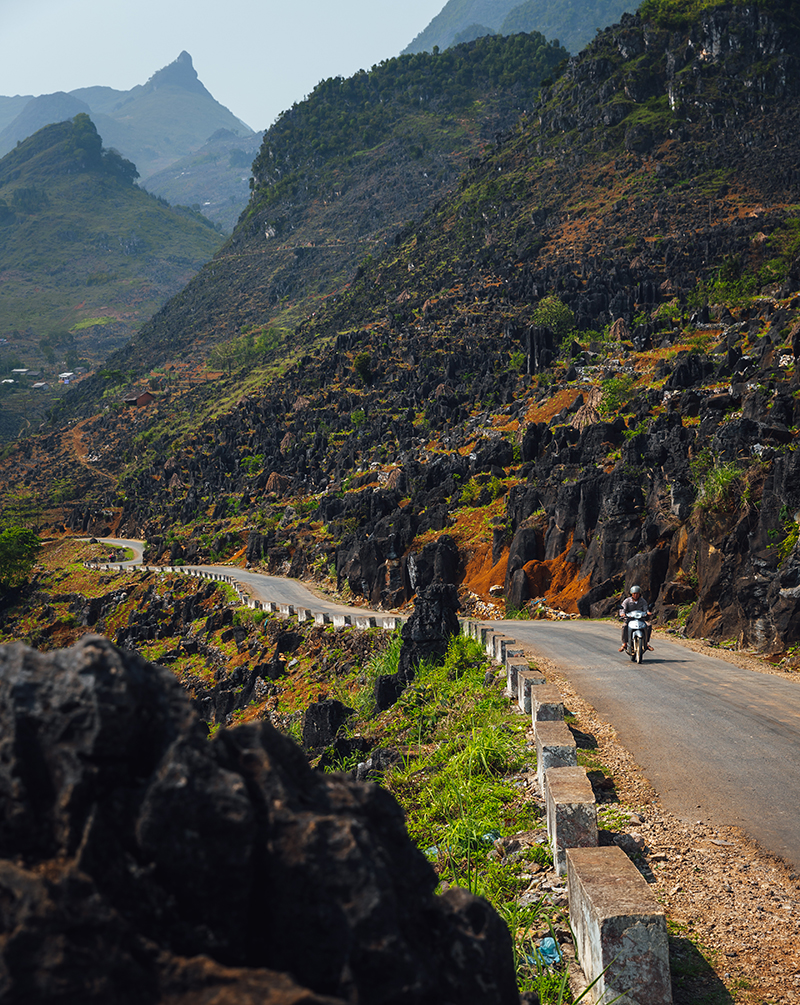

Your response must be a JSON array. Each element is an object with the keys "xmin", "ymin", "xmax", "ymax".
[
  {"xmin": 0, "ymin": 636, "xmax": 520, "ymax": 1005},
  {"xmin": 407, "ymin": 534, "xmax": 460, "ymax": 593},
  {"xmin": 624, "ymin": 548, "xmax": 670, "ymax": 604},
  {"xmin": 302, "ymin": 698, "xmax": 355, "ymax": 751},
  {"xmin": 504, "ymin": 527, "xmax": 542, "ymax": 596},
  {"xmin": 375, "ymin": 584, "xmax": 460, "ymax": 712},
  {"xmin": 397, "ymin": 582, "xmax": 460, "ymax": 680},
  {"xmin": 577, "ymin": 576, "xmax": 623, "ymax": 618},
  {"xmin": 506, "ymin": 568, "xmax": 531, "ymax": 612}
]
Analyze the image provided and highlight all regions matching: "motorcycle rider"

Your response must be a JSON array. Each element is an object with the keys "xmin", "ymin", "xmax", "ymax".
[{"xmin": 618, "ymin": 584, "xmax": 654, "ymax": 652}]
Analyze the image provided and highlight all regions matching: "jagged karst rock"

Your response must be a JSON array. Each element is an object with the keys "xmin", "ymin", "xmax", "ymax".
[
  {"xmin": 0, "ymin": 636, "xmax": 520, "ymax": 1005},
  {"xmin": 375, "ymin": 583, "xmax": 461, "ymax": 711},
  {"xmin": 16, "ymin": 4, "xmax": 800, "ymax": 661},
  {"xmin": 302, "ymin": 698, "xmax": 355, "ymax": 751}
]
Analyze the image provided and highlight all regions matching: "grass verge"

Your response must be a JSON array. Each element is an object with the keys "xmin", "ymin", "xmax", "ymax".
[{"xmin": 324, "ymin": 631, "xmax": 580, "ymax": 1003}]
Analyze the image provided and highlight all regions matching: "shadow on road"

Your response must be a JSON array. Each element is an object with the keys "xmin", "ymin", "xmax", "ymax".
[{"xmin": 616, "ymin": 657, "xmax": 693, "ymax": 666}]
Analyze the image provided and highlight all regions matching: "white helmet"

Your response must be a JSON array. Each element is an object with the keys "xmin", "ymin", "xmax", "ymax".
[{"xmin": 630, "ymin": 585, "xmax": 641, "ymax": 595}]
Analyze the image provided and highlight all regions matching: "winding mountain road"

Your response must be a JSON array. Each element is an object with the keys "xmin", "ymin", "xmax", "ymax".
[
  {"xmin": 493, "ymin": 619, "xmax": 800, "ymax": 872},
  {"xmin": 99, "ymin": 539, "xmax": 800, "ymax": 871},
  {"xmin": 99, "ymin": 539, "xmax": 387, "ymax": 619}
]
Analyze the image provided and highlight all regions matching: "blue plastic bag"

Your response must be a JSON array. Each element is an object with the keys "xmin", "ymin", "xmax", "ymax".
[{"xmin": 538, "ymin": 937, "xmax": 562, "ymax": 965}]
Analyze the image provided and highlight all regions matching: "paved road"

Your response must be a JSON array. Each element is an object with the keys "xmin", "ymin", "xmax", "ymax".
[
  {"xmin": 97, "ymin": 540, "xmax": 800, "ymax": 869},
  {"xmin": 493, "ymin": 618, "xmax": 800, "ymax": 872},
  {"xmin": 99, "ymin": 539, "xmax": 386, "ymax": 619}
]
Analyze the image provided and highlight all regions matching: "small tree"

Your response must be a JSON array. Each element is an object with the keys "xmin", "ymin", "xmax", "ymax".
[
  {"xmin": 532, "ymin": 295, "xmax": 576, "ymax": 341},
  {"xmin": 353, "ymin": 352, "xmax": 373, "ymax": 385},
  {"xmin": 0, "ymin": 526, "xmax": 41, "ymax": 591}
]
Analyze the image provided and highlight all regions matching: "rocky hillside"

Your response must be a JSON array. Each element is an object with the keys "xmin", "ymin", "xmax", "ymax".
[
  {"xmin": 5, "ymin": 2, "xmax": 800, "ymax": 656},
  {"xmin": 0, "ymin": 634, "xmax": 519, "ymax": 1004},
  {"xmin": 46, "ymin": 32, "xmax": 566, "ymax": 394}
]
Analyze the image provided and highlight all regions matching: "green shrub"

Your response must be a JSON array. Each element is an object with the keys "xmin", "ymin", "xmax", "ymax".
[
  {"xmin": 531, "ymin": 295, "xmax": 576, "ymax": 342},
  {"xmin": 599, "ymin": 375, "xmax": 636, "ymax": 417},
  {"xmin": 353, "ymin": 352, "xmax": 373, "ymax": 384},
  {"xmin": 693, "ymin": 460, "xmax": 741, "ymax": 514},
  {"xmin": 0, "ymin": 526, "xmax": 41, "ymax": 589}
]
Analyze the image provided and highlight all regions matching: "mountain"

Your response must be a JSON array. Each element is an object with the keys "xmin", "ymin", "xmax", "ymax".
[
  {"xmin": 0, "ymin": 95, "xmax": 32, "ymax": 133},
  {"xmin": 141, "ymin": 127, "xmax": 265, "ymax": 234},
  {"xmin": 46, "ymin": 33, "xmax": 565, "ymax": 380},
  {"xmin": 0, "ymin": 114, "xmax": 224, "ymax": 440},
  {"xmin": 0, "ymin": 53, "xmax": 255, "ymax": 227},
  {"xmin": 403, "ymin": 0, "xmax": 635, "ymax": 54},
  {"xmin": 5, "ymin": 1, "xmax": 800, "ymax": 657}
]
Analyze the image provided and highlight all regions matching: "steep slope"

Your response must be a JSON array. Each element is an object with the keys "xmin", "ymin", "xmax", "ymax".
[
  {"xmin": 6, "ymin": 2, "xmax": 800, "ymax": 656},
  {"xmin": 0, "ymin": 95, "xmax": 32, "ymax": 133},
  {"xmin": 403, "ymin": 0, "xmax": 635, "ymax": 53},
  {"xmin": 0, "ymin": 114, "xmax": 224, "ymax": 440},
  {"xmin": 48, "ymin": 33, "xmax": 567, "ymax": 392}
]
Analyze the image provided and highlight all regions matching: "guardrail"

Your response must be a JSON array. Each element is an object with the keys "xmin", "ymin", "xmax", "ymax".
[{"xmin": 82, "ymin": 562, "xmax": 403, "ymax": 631}]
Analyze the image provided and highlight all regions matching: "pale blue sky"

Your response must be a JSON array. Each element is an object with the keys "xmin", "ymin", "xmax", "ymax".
[{"xmin": 0, "ymin": 0, "xmax": 444, "ymax": 131}]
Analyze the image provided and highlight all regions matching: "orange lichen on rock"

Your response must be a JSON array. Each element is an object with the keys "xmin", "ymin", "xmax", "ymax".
[
  {"xmin": 542, "ymin": 557, "xmax": 591, "ymax": 615},
  {"xmin": 524, "ymin": 388, "xmax": 585, "ymax": 426},
  {"xmin": 460, "ymin": 532, "xmax": 590, "ymax": 616}
]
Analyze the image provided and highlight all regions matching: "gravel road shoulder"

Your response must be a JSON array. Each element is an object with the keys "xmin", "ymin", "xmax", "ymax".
[{"xmin": 529, "ymin": 647, "xmax": 800, "ymax": 1005}]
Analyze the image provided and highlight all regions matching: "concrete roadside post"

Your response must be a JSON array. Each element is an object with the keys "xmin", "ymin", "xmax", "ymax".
[
  {"xmin": 535, "ymin": 719, "xmax": 577, "ymax": 791},
  {"xmin": 499, "ymin": 637, "xmax": 525, "ymax": 663},
  {"xmin": 533, "ymin": 683, "xmax": 565, "ymax": 723},
  {"xmin": 504, "ymin": 656, "xmax": 528, "ymax": 698},
  {"xmin": 544, "ymin": 766, "xmax": 597, "ymax": 875},
  {"xmin": 566, "ymin": 845, "xmax": 672, "ymax": 1004},
  {"xmin": 516, "ymin": 668, "xmax": 546, "ymax": 714}
]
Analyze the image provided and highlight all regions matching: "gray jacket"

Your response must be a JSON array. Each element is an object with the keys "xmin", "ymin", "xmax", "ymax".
[{"xmin": 619, "ymin": 596, "xmax": 649, "ymax": 618}]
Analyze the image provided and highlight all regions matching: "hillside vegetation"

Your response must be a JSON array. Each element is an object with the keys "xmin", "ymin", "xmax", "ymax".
[
  {"xmin": 0, "ymin": 114, "xmax": 224, "ymax": 439},
  {"xmin": 43, "ymin": 33, "xmax": 566, "ymax": 395},
  {"xmin": 0, "ymin": 53, "xmax": 256, "ymax": 231},
  {"xmin": 4, "ymin": 3, "xmax": 800, "ymax": 661}
]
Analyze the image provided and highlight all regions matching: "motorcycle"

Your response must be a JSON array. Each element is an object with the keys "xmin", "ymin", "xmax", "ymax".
[{"xmin": 624, "ymin": 611, "xmax": 649, "ymax": 664}]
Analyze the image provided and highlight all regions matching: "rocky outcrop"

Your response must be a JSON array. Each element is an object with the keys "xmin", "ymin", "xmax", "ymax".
[
  {"xmin": 18, "ymin": 4, "xmax": 800, "ymax": 657},
  {"xmin": 0, "ymin": 636, "xmax": 519, "ymax": 1005},
  {"xmin": 375, "ymin": 583, "xmax": 461, "ymax": 711}
]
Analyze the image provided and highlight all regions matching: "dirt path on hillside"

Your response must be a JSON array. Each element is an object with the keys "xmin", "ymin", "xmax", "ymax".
[{"xmin": 66, "ymin": 417, "xmax": 116, "ymax": 483}]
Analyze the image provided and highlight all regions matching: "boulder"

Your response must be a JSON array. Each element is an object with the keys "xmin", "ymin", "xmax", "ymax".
[
  {"xmin": 0, "ymin": 637, "xmax": 519, "ymax": 1005},
  {"xmin": 302, "ymin": 698, "xmax": 355, "ymax": 751}
]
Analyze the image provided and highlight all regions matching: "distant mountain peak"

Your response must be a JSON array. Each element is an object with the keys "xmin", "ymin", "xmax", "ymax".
[{"xmin": 145, "ymin": 51, "xmax": 212, "ymax": 99}]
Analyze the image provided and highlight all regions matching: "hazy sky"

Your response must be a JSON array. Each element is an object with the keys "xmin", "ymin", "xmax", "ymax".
[{"xmin": 0, "ymin": 0, "xmax": 445, "ymax": 131}]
